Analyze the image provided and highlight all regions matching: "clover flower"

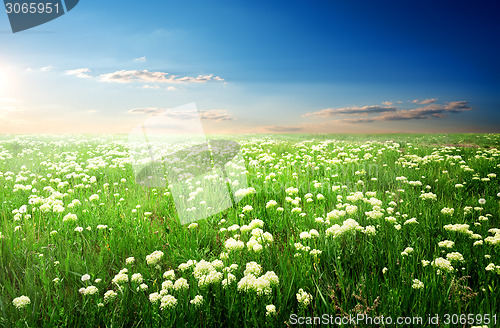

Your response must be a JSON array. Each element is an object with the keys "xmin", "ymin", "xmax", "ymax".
[
  {"xmin": 62, "ymin": 213, "xmax": 77, "ymax": 222},
  {"xmin": 103, "ymin": 290, "xmax": 117, "ymax": 303},
  {"xmin": 12, "ymin": 295, "xmax": 30, "ymax": 309},
  {"xmin": 446, "ymin": 252, "xmax": 465, "ymax": 263},
  {"xmin": 160, "ymin": 295, "xmax": 177, "ymax": 310},
  {"xmin": 266, "ymin": 304, "xmax": 276, "ymax": 316},
  {"xmin": 146, "ymin": 250, "xmax": 164, "ymax": 265},
  {"xmin": 431, "ymin": 257, "xmax": 454, "ymax": 273},
  {"xmin": 296, "ymin": 289, "xmax": 313, "ymax": 307},
  {"xmin": 225, "ymin": 237, "xmax": 245, "ymax": 252},
  {"xmin": 412, "ymin": 279, "xmax": 424, "ymax": 289},
  {"xmin": 190, "ymin": 295, "xmax": 203, "ymax": 306},
  {"xmin": 244, "ymin": 262, "xmax": 262, "ymax": 276},
  {"xmin": 173, "ymin": 278, "xmax": 189, "ymax": 291},
  {"xmin": 131, "ymin": 273, "xmax": 143, "ymax": 284},
  {"xmin": 163, "ymin": 270, "xmax": 175, "ymax": 280},
  {"xmin": 149, "ymin": 292, "xmax": 161, "ymax": 304},
  {"xmin": 438, "ymin": 240, "xmax": 454, "ymax": 249}
]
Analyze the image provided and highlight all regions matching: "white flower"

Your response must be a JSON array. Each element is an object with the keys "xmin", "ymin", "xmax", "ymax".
[
  {"xmin": 431, "ymin": 257, "xmax": 454, "ymax": 273},
  {"xmin": 12, "ymin": 295, "xmax": 30, "ymax": 309},
  {"xmin": 82, "ymin": 286, "xmax": 98, "ymax": 295},
  {"xmin": 160, "ymin": 295, "xmax": 177, "ymax": 310},
  {"xmin": 131, "ymin": 273, "xmax": 143, "ymax": 284},
  {"xmin": 412, "ymin": 279, "xmax": 424, "ymax": 289},
  {"xmin": 190, "ymin": 295, "xmax": 203, "ymax": 306},
  {"xmin": 266, "ymin": 304, "xmax": 276, "ymax": 316},
  {"xmin": 149, "ymin": 292, "xmax": 161, "ymax": 304},
  {"xmin": 242, "ymin": 205, "xmax": 253, "ymax": 212},
  {"xmin": 173, "ymin": 278, "xmax": 189, "ymax": 291},
  {"xmin": 187, "ymin": 222, "xmax": 198, "ymax": 229},
  {"xmin": 81, "ymin": 274, "xmax": 91, "ymax": 282},
  {"xmin": 146, "ymin": 250, "xmax": 164, "ymax": 265},
  {"xmin": 446, "ymin": 252, "xmax": 464, "ymax": 263},
  {"xmin": 62, "ymin": 213, "xmax": 77, "ymax": 222},
  {"xmin": 225, "ymin": 237, "xmax": 245, "ymax": 252},
  {"xmin": 296, "ymin": 288, "xmax": 313, "ymax": 307},
  {"xmin": 163, "ymin": 270, "xmax": 175, "ymax": 280},
  {"xmin": 244, "ymin": 262, "xmax": 262, "ymax": 276},
  {"xmin": 401, "ymin": 247, "xmax": 414, "ymax": 257},
  {"xmin": 266, "ymin": 200, "xmax": 278, "ymax": 208},
  {"xmin": 161, "ymin": 280, "xmax": 173, "ymax": 291},
  {"xmin": 478, "ymin": 198, "xmax": 486, "ymax": 205},
  {"xmin": 440, "ymin": 207, "xmax": 454, "ymax": 216},
  {"xmin": 112, "ymin": 273, "xmax": 129, "ymax": 285},
  {"xmin": 126, "ymin": 257, "xmax": 135, "ymax": 265},
  {"xmin": 438, "ymin": 240, "xmax": 454, "ymax": 249},
  {"xmin": 74, "ymin": 226, "xmax": 84, "ymax": 233},
  {"xmin": 103, "ymin": 290, "xmax": 117, "ymax": 303},
  {"xmin": 419, "ymin": 192, "xmax": 437, "ymax": 201}
]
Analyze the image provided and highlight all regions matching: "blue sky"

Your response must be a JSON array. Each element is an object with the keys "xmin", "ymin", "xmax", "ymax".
[{"xmin": 0, "ymin": 0, "xmax": 499, "ymax": 133}]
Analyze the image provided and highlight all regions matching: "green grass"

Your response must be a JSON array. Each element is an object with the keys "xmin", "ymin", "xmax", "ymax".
[{"xmin": 1, "ymin": 133, "xmax": 499, "ymax": 327}]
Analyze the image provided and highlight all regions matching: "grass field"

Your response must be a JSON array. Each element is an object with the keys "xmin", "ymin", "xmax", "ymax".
[{"xmin": 1, "ymin": 133, "xmax": 500, "ymax": 327}]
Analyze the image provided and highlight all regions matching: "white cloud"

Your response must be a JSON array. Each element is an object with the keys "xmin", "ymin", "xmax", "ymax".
[
  {"xmin": 65, "ymin": 68, "xmax": 224, "ymax": 84},
  {"xmin": 142, "ymin": 85, "xmax": 160, "ymax": 89},
  {"xmin": 382, "ymin": 101, "xmax": 393, "ymax": 106},
  {"xmin": 412, "ymin": 98, "xmax": 437, "ymax": 104},
  {"xmin": 199, "ymin": 110, "xmax": 234, "ymax": 121},
  {"xmin": 302, "ymin": 105, "xmax": 398, "ymax": 118},
  {"xmin": 99, "ymin": 70, "xmax": 224, "ymax": 84},
  {"xmin": 128, "ymin": 107, "xmax": 165, "ymax": 115},
  {"xmin": 127, "ymin": 107, "xmax": 234, "ymax": 121},
  {"xmin": 40, "ymin": 66, "xmax": 54, "ymax": 72},
  {"xmin": 166, "ymin": 86, "xmax": 177, "ymax": 91},
  {"xmin": 341, "ymin": 101, "xmax": 471, "ymax": 123},
  {"xmin": 65, "ymin": 68, "xmax": 92, "ymax": 79},
  {"xmin": 134, "ymin": 56, "xmax": 147, "ymax": 62}
]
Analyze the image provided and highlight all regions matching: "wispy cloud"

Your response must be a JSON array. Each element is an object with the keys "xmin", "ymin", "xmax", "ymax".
[
  {"xmin": 65, "ymin": 68, "xmax": 224, "ymax": 84},
  {"xmin": 128, "ymin": 107, "xmax": 165, "ymax": 115},
  {"xmin": 302, "ymin": 105, "xmax": 398, "ymax": 118},
  {"xmin": 264, "ymin": 125, "xmax": 303, "ymax": 133},
  {"xmin": 127, "ymin": 108, "xmax": 234, "ymax": 121},
  {"xmin": 100, "ymin": 70, "xmax": 224, "ymax": 84},
  {"xmin": 341, "ymin": 101, "xmax": 472, "ymax": 123},
  {"xmin": 134, "ymin": 56, "xmax": 147, "ymax": 62},
  {"xmin": 199, "ymin": 110, "xmax": 235, "ymax": 121},
  {"xmin": 412, "ymin": 98, "xmax": 437, "ymax": 104},
  {"xmin": 65, "ymin": 68, "xmax": 92, "ymax": 79},
  {"xmin": 303, "ymin": 100, "xmax": 472, "ymax": 124},
  {"xmin": 40, "ymin": 65, "xmax": 54, "ymax": 72}
]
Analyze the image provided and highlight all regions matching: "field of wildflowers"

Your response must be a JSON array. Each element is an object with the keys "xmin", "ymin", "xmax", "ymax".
[{"xmin": 1, "ymin": 133, "xmax": 499, "ymax": 327}]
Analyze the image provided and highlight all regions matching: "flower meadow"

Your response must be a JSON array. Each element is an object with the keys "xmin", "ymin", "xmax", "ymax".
[{"xmin": 0, "ymin": 133, "xmax": 499, "ymax": 327}]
